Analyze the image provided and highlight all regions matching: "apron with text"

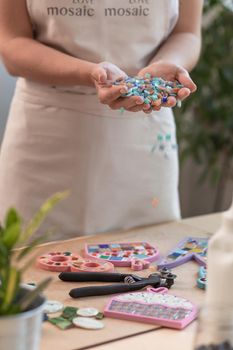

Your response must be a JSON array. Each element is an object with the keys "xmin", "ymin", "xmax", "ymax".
[{"xmin": 0, "ymin": 0, "xmax": 180, "ymax": 240}]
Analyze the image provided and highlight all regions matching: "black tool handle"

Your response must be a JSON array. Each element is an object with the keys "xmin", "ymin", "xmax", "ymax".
[
  {"xmin": 69, "ymin": 282, "xmax": 146, "ymax": 298},
  {"xmin": 59, "ymin": 272, "xmax": 131, "ymax": 283}
]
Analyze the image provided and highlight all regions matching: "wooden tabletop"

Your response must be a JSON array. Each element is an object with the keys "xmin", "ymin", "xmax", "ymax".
[{"xmin": 23, "ymin": 213, "xmax": 222, "ymax": 350}]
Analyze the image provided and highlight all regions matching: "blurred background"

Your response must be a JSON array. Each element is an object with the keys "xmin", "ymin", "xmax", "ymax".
[
  {"xmin": 175, "ymin": 0, "xmax": 233, "ymax": 217},
  {"xmin": 0, "ymin": 0, "xmax": 232, "ymax": 219}
]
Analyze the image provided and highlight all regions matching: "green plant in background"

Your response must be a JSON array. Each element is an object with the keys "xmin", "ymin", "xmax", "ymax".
[
  {"xmin": 175, "ymin": 0, "xmax": 233, "ymax": 211},
  {"xmin": 0, "ymin": 191, "xmax": 68, "ymax": 315}
]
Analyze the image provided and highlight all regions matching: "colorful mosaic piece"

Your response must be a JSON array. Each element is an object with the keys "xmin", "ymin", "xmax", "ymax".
[
  {"xmin": 157, "ymin": 237, "xmax": 208, "ymax": 269},
  {"xmin": 104, "ymin": 287, "xmax": 197, "ymax": 330},
  {"xmin": 197, "ymin": 266, "xmax": 207, "ymax": 290},
  {"xmin": 84, "ymin": 242, "xmax": 160, "ymax": 267},
  {"xmin": 48, "ymin": 306, "xmax": 104, "ymax": 330},
  {"xmin": 113, "ymin": 75, "xmax": 183, "ymax": 110},
  {"xmin": 37, "ymin": 251, "xmax": 114, "ymax": 273}
]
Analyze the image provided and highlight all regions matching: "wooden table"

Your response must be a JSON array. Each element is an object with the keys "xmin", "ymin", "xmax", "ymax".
[{"xmin": 24, "ymin": 213, "xmax": 222, "ymax": 350}]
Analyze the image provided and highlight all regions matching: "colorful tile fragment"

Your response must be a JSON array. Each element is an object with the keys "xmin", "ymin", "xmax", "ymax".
[
  {"xmin": 84, "ymin": 241, "xmax": 160, "ymax": 266},
  {"xmin": 113, "ymin": 76, "xmax": 184, "ymax": 110},
  {"xmin": 158, "ymin": 237, "xmax": 208, "ymax": 269}
]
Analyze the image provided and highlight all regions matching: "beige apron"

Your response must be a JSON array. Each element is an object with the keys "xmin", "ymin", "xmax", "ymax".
[{"xmin": 0, "ymin": 0, "xmax": 180, "ymax": 240}]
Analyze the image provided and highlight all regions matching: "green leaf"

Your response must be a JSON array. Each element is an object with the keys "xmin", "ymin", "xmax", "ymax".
[
  {"xmin": 19, "ymin": 254, "xmax": 39, "ymax": 274},
  {"xmin": 16, "ymin": 229, "xmax": 54, "ymax": 262},
  {"xmin": 0, "ymin": 289, "xmax": 5, "ymax": 298},
  {"xmin": 19, "ymin": 277, "xmax": 52, "ymax": 312},
  {"xmin": 2, "ymin": 222, "xmax": 21, "ymax": 250},
  {"xmin": 0, "ymin": 191, "xmax": 68, "ymax": 316},
  {"xmin": 0, "ymin": 241, "xmax": 9, "ymax": 269},
  {"xmin": 20, "ymin": 191, "xmax": 69, "ymax": 244},
  {"xmin": 0, "ymin": 267, "xmax": 20, "ymax": 314},
  {"xmin": 0, "ymin": 269, "xmax": 8, "ymax": 289},
  {"xmin": 0, "ymin": 224, "xmax": 3, "ymax": 238},
  {"xmin": 5, "ymin": 208, "xmax": 21, "ymax": 229}
]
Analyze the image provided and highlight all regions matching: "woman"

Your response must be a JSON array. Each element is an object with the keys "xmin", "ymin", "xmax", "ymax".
[{"xmin": 0, "ymin": 0, "xmax": 203, "ymax": 240}]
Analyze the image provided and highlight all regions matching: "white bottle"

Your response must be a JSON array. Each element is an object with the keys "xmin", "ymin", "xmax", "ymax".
[{"xmin": 206, "ymin": 198, "xmax": 233, "ymax": 306}]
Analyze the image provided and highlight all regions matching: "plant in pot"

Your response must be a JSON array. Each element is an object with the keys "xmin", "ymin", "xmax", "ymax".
[{"xmin": 0, "ymin": 191, "xmax": 68, "ymax": 350}]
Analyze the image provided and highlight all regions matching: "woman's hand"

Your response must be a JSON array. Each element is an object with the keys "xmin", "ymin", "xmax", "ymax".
[
  {"xmin": 91, "ymin": 61, "xmax": 197, "ymax": 114},
  {"xmin": 91, "ymin": 62, "xmax": 144, "ymax": 112},
  {"xmin": 138, "ymin": 60, "xmax": 197, "ymax": 113}
]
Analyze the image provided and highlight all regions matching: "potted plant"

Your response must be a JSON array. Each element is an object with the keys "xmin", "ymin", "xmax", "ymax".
[{"xmin": 0, "ymin": 191, "xmax": 68, "ymax": 350}]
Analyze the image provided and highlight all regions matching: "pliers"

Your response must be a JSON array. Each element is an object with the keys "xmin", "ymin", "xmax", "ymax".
[{"xmin": 59, "ymin": 268, "xmax": 176, "ymax": 298}]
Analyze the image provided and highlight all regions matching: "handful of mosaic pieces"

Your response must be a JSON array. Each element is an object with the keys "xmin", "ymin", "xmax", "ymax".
[{"xmin": 113, "ymin": 74, "xmax": 183, "ymax": 109}]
